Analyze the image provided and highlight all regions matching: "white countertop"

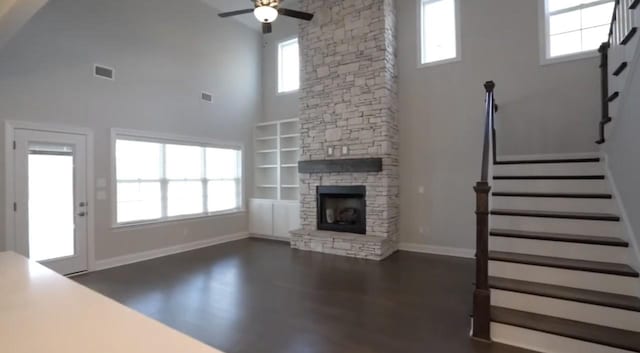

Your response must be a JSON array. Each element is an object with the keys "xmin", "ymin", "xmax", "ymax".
[{"xmin": 0, "ymin": 252, "xmax": 224, "ymax": 353}]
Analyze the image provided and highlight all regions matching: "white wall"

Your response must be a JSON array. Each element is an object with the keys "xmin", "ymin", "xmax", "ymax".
[
  {"xmin": 0, "ymin": 0, "xmax": 263, "ymax": 259},
  {"xmin": 397, "ymin": 0, "xmax": 601, "ymax": 249}
]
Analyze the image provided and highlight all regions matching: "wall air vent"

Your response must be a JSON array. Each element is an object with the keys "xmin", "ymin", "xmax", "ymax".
[
  {"xmin": 201, "ymin": 91, "xmax": 213, "ymax": 103},
  {"xmin": 94, "ymin": 65, "xmax": 114, "ymax": 80}
]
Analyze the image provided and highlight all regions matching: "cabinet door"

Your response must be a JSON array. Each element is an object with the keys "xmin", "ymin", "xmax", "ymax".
[
  {"xmin": 249, "ymin": 199, "xmax": 274, "ymax": 236},
  {"xmin": 273, "ymin": 202, "xmax": 300, "ymax": 238}
]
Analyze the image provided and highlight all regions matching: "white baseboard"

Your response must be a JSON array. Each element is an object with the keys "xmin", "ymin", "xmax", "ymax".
[
  {"xmin": 399, "ymin": 242, "xmax": 475, "ymax": 259},
  {"xmin": 94, "ymin": 232, "xmax": 250, "ymax": 271},
  {"xmin": 249, "ymin": 233, "xmax": 290, "ymax": 242}
]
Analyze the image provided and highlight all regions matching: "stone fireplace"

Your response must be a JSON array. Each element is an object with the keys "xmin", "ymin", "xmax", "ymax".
[{"xmin": 289, "ymin": 0, "xmax": 399, "ymax": 260}]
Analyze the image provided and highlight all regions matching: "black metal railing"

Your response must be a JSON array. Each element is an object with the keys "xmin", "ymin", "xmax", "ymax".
[{"xmin": 597, "ymin": 0, "xmax": 638, "ymax": 144}]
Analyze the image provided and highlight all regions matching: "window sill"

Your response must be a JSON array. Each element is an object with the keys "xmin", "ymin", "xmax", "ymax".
[
  {"xmin": 417, "ymin": 56, "xmax": 461, "ymax": 69},
  {"xmin": 540, "ymin": 50, "xmax": 599, "ymax": 66},
  {"xmin": 276, "ymin": 89, "xmax": 299, "ymax": 96},
  {"xmin": 112, "ymin": 208, "xmax": 246, "ymax": 230}
]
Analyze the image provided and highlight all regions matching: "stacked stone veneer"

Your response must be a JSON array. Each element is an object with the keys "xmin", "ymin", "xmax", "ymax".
[{"xmin": 290, "ymin": 0, "xmax": 399, "ymax": 260}]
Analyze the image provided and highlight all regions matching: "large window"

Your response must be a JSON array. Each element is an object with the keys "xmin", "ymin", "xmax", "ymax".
[
  {"xmin": 542, "ymin": 0, "xmax": 615, "ymax": 61},
  {"xmin": 114, "ymin": 133, "xmax": 242, "ymax": 225},
  {"xmin": 278, "ymin": 38, "xmax": 300, "ymax": 93},
  {"xmin": 420, "ymin": 0, "xmax": 460, "ymax": 66}
]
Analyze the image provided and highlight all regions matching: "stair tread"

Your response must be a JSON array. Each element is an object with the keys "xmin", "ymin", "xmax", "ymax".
[
  {"xmin": 494, "ymin": 157, "xmax": 600, "ymax": 165},
  {"xmin": 490, "ymin": 228, "xmax": 628, "ymax": 247},
  {"xmin": 491, "ymin": 306, "xmax": 640, "ymax": 352},
  {"xmin": 492, "ymin": 191, "xmax": 612, "ymax": 199},
  {"xmin": 489, "ymin": 251, "xmax": 639, "ymax": 277},
  {"xmin": 494, "ymin": 175, "xmax": 605, "ymax": 180},
  {"xmin": 490, "ymin": 276, "xmax": 640, "ymax": 312},
  {"xmin": 491, "ymin": 209, "xmax": 620, "ymax": 221}
]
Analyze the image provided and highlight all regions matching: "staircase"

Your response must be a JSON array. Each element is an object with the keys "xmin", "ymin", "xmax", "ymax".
[{"xmin": 486, "ymin": 155, "xmax": 640, "ymax": 353}]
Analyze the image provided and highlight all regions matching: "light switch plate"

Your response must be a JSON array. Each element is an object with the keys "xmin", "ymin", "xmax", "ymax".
[
  {"xmin": 341, "ymin": 146, "xmax": 349, "ymax": 155},
  {"xmin": 96, "ymin": 178, "xmax": 107, "ymax": 188},
  {"xmin": 96, "ymin": 190, "xmax": 107, "ymax": 200},
  {"xmin": 327, "ymin": 146, "xmax": 334, "ymax": 156}
]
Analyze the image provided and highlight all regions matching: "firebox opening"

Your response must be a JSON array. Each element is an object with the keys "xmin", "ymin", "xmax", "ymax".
[{"xmin": 317, "ymin": 185, "xmax": 366, "ymax": 234}]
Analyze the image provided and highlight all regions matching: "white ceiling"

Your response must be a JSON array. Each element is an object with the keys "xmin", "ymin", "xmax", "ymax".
[{"xmin": 201, "ymin": 0, "xmax": 301, "ymax": 31}]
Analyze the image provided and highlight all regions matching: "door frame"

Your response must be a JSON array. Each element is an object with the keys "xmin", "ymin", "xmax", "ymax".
[{"xmin": 4, "ymin": 120, "xmax": 96, "ymax": 271}]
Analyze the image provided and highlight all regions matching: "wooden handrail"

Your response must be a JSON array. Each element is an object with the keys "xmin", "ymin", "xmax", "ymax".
[
  {"xmin": 597, "ymin": 43, "xmax": 610, "ymax": 145},
  {"xmin": 472, "ymin": 81, "xmax": 495, "ymax": 342}
]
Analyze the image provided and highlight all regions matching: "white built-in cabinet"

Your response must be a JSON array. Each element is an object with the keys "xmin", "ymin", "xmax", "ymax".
[
  {"xmin": 249, "ymin": 199, "xmax": 300, "ymax": 238},
  {"xmin": 250, "ymin": 118, "xmax": 301, "ymax": 238}
]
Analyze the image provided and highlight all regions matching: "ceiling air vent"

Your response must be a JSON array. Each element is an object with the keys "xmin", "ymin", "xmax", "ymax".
[
  {"xmin": 201, "ymin": 91, "xmax": 213, "ymax": 103},
  {"xmin": 94, "ymin": 65, "xmax": 114, "ymax": 80}
]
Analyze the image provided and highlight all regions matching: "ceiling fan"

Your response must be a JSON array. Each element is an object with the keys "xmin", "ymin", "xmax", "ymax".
[{"xmin": 218, "ymin": 0, "xmax": 314, "ymax": 34}]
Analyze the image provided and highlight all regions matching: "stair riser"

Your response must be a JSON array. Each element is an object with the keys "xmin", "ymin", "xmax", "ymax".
[
  {"xmin": 491, "ymin": 290, "xmax": 640, "ymax": 332},
  {"xmin": 493, "ymin": 180, "xmax": 610, "ymax": 194},
  {"xmin": 490, "ymin": 237, "xmax": 628, "ymax": 263},
  {"xmin": 494, "ymin": 162, "xmax": 604, "ymax": 176},
  {"xmin": 491, "ymin": 215, "xmax": 623, "ymax": 238},
  {"xmin": 489, "ymin": 261, "xmax": 639, "ymax": 296},
  {"xmin": 491, "ymin": 322, "xmax": 635, "ymax": 353},
  {"xmin": 492, "ymin": 197, "xmax": 617, "ymax": 214}
]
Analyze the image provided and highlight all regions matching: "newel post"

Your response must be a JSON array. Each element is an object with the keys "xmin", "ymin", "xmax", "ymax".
[
  {"xmin": 472, "ymin": 80, "xmax": 494, "ymax": 342},
  {"xmin": 472, "ymin": 181, "xmax": 491, "ymax": 341}
]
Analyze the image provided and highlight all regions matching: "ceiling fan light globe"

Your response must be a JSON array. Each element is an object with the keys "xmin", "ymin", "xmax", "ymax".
[{"xmin": 254, "ymin": 6, "xmax": 278, "ymax": 23}]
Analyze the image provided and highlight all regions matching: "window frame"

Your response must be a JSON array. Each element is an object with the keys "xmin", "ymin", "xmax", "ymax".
[
  {"xmin": 417, "ymin": 0, "xmax": 462, "ymax": 68},
  {"xmin": 277, "ymin": 37, "xmax": 300, "ymax": 94},
  {"xmin": 539, "ymin": 0, "xmax": 614, "ymax": 65},
  {"xmin": 110, "ymin": 129, "xmax": 244, "ymax": 228}
]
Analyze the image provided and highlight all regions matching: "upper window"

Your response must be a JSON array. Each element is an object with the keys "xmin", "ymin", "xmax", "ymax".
[
  {"xmin": 278, "ymin": 38, "xmax": 300, "ymax": 93},
  {"xmin": 420, "ymin": 0, "xmax": 460, "ymax": 66},
  {"xmin": 114, "ymin": 133, "xmax": 242, "ymax": 225},
  {"xmin": 542, "ymin": 0, "xmax": 614, "ymax": 61}
]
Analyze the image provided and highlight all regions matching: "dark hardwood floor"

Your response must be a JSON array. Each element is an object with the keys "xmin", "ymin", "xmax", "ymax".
[{"xmin": 75, "ymin": 238, "xmax": 534, "ymax": 353}]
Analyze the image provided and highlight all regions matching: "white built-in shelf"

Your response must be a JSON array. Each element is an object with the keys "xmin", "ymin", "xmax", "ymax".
[{"xmin": 254, "ymin": 118, "xmax": 301, "ymax": 201}]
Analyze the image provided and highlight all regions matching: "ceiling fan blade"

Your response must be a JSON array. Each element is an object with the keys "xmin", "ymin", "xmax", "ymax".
[
  {"xmin": 262, "ymin": 22, "xmax": 272, "ymax": 34},
  {"xmin": 218, "ymin": 9, "xmax": 254, "ymax": 18},
  {"xmin": 278, "ymin": 8, "xmax": 314, "ymax": 21}
]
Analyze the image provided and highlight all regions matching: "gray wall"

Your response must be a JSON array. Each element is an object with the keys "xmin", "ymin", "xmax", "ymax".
[
  {"xmin": 604, "ymin": 51, "xmax": 640, "ymax": 263},
  {"xmin": 0, "ymin": 0, "xmax": 262, "ymax": 259},
  {"xmin": 256, "ymin": 18, "xmax": 300, "ymax": 202},
  {"xmin": 261, "ymin": 13, "xmax": 301, "ymax": 122},
  {"xmin": 397, "ymin": 0, "xmax": 600, "ymax": 249},
  {"xmin": 264, "ymin": 0, "xmax": 602, "ymax": 250}
]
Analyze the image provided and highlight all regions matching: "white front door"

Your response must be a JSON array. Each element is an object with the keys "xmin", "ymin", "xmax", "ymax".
[{"xmin": 13, "ymin": 129, "xmax": 89, "ymax": 275}]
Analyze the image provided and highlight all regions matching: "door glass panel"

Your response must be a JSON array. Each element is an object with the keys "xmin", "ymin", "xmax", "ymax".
[{"xmin": 27, "ymin": 144, "xmax": 75, "ymax": 261}]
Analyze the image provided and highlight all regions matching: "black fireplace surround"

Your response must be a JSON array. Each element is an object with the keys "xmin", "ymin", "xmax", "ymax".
[{"xmin": 317, "ymin": 185, "xmax": 366, "ymax": 234}]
